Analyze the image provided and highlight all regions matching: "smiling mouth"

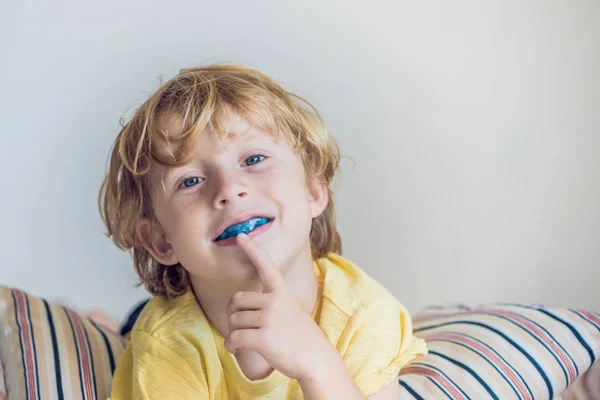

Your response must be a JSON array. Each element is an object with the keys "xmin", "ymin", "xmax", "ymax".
[{"xmin": 214, "ymin": 217, "xmax": 273, "ymax": 242}]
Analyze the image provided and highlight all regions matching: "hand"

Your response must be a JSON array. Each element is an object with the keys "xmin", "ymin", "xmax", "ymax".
[{"xmin": 223, "ymin": 233, "xmax": 335, "ymax": 381}]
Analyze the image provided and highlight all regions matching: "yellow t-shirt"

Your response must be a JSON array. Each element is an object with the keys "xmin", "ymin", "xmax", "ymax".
[{"xmin": 110, "ymin": 254, "xmax": 427, "ymax": 399}]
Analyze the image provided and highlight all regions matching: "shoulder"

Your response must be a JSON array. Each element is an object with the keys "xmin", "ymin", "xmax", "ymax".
[
  {"xmin": 132, "ymin": 290, "xmax": 204, "ymax": 335},
  {"xmin": 120, "ymin": 291, "xmax": 213, "ymax": 391},
  {"xmin": 317, "ymin": 253, "xmax": 401, "ymax": 317},
  {"xmin": 319, "ymin": 254, "xmax": 425, "ymax": 351},
  {"xmin": 130, "ymin": 290, "xmax": 212, "ymax": 359}
]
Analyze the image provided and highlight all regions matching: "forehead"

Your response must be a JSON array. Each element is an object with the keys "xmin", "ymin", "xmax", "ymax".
[
  {"xmin": 158, "ymin": 112, "xmax": 278, "ymax": 152},
  {"xmin": 149, "ymin": 112, "xmax": 284, "ymax": 177}
]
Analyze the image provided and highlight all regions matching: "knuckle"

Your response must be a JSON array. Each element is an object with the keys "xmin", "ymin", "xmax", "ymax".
[
  {"xmin": 228, "ymin": 292, "xmax": 243, "ymax": 313},
  {"xmin": 233, "ymin": 291, "xmax": 244, "ymax": 303}
]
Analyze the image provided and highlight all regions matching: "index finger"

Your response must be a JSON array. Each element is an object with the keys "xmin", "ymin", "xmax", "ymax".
[{"xmin": 236, "ymin": 233, "xmax": 285, "ymax": 293}]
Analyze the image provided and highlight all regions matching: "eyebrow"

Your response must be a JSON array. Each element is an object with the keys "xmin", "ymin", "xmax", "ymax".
[
  {"xmin": 161, "ymin": 166, "xmax": 184, "ymax": 189},
  {"xmin": 222, "ymin": 126, "xmax": 273, "ymax": 143}
]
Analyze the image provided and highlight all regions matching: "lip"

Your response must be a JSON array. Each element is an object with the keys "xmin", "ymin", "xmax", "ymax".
[{"xmin": 212, "ymin": 212, "xmax": 275, "ymax": 242}]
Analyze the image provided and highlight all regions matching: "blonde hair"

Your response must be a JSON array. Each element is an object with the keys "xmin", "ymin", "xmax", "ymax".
[{"xmin": 99, "ymin": 64, "xmax": 341, "ymax": 298}]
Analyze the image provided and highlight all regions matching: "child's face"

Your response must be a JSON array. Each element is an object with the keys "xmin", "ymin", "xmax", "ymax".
[{"xmin": 140, "ymin": 113, "xmax": 328, "ymax": 288}]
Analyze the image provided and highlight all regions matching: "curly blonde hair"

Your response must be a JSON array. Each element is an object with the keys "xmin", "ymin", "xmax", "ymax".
[{"xmin": 99, "ymin": 64, "xmax": 341, "ymax": 298}]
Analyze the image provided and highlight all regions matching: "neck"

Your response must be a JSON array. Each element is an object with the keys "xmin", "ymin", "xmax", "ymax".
[{"xmin": 191, "ymin": 245, "xmax": 318, "ymax": 336}]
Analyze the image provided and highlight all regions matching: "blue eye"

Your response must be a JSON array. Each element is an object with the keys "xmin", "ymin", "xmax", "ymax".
[
  {"xmin": 244, "ymin": 154, "xmax": 265, "ymax": 166},
  {"xmin": 180, "ymin": 176, "xmax": 202, "ymax": 188}
]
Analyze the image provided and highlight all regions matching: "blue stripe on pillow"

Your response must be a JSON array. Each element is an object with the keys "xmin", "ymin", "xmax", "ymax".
[
  {"xmin": 43, "ymin": 299, "xmax": 64, "ymax": 400},
  {"xmin": 25, "ymin": 293, "xmax": 42, "ymax": 400},
  {"xmin": 89, "ymin": 320, "xmax": 117, "ymax": 374},
  {"xmin": 399, "ymin": 381, "xmax": 425, "ymax": 400}
]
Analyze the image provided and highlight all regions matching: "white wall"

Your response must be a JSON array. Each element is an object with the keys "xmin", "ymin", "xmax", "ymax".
[{"xmin": 1, "ymin": 0, "xmax": 599, "ymax": 322}]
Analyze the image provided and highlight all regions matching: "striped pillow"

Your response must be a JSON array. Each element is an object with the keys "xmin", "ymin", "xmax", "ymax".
[
  {"xmin": 399, "ymin": 304, "xmax": 600, "ymax": 399},
  {"xmin": 0, "ymin": 287, "xmax": 126, "ymax": 400}
]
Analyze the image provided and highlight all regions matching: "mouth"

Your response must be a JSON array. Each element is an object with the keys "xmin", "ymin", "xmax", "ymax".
[{"xmin": 214, "ymin": 216, "xmax": 274, "ymax": 242}]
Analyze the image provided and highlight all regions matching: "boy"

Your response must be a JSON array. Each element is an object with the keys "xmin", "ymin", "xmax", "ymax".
[{"xmin": 100, "ymin": 65, "xmax": 426, "ymax": 399}]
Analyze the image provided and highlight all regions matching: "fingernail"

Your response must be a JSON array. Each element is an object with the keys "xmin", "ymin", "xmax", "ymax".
[{"xmin": 237, "ymin": 233, "xmax": 249, "ymax": 241}]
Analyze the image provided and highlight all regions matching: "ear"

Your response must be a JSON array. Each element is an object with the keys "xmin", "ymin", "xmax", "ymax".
[
  {"xmin": 136, "ymin": 218, "xmax": 179, "ymax": 266},
  {"xmin": 307, "ymin": 178, "xmax": 329, "ymax": 219}
]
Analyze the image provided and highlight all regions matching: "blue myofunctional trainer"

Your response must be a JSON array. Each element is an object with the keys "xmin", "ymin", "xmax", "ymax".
[{"xmin": 215, "ymin": 217, "xmax": 272, "ymax": 241}]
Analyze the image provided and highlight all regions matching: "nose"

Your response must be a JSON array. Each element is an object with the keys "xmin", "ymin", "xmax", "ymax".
[{"xmin": 212, "ymin": 169, "xmax": 249, "ymax": 209}]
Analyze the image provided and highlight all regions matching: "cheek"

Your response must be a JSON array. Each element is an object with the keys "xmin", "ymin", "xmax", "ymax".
[
  {"xmin": 159, "ymin": 202, "xmax": 207, "ymax": 243},
  {"xmin": 272, "ymin": 159, "xmax": 311, "ymax": 195},
  {"xmin": 269, "ymin": 177, "xmax": 314, "ymax": 226},
  {"xmin": 166, "ymin": 216, "xmax": 215, "ymax": 271},
  {"xmin": 268, "ymin": 171, "xmax": 310, "ymax": 204}
]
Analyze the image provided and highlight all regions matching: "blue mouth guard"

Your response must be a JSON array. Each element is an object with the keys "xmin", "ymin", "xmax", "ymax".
[{"xmin": 215, "ymin": 217, "xmax": 271, "ymax": 241}]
